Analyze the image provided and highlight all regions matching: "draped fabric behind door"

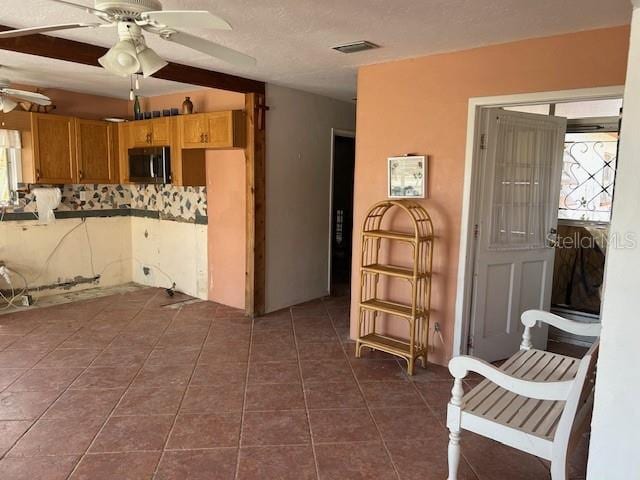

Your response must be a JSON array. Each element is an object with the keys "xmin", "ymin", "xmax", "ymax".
[{"xmin": 489, "ymin": 115, "xmax": 564, "ymax": 251}]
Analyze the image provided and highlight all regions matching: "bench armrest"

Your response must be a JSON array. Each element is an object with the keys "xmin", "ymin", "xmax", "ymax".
[
  {"xmin": 449, "ymin": 355, "xmax": 573, "ymax": 402},
  {"xmin": 520, "ymin": 310, "xmax": 601, "ymax": 350}
]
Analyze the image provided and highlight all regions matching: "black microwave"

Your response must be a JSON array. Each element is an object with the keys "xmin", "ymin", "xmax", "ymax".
[{"xmin": 128, "ymin": 146, "xmax": 171, "ymax": 184}]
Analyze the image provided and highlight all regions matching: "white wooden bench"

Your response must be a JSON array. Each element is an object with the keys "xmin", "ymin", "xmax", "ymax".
[{"xmin": 446, "ymin": 310, "xmax": 601, "ymax": 480}]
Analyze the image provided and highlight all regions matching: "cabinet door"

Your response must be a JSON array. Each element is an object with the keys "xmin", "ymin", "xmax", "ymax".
[
  {"xmin": 76, "ymin": 119, "xmax": 115, "ymax": 183},
  {"xmin": 181, "ymin": 114, "xmax": 207, "ymax": 148},
  {"xmin": 204, "ymin": 112, "xmax": 233, "ymax": 148},
  {"xmin": 150, "ymin": 117, "xmax": 170, "ymax": 145},
  {"xmin": 202, "ymin": 111, "xmax": 245, "ymax": 149},
  {"xmin": 129, "ymin": 121, "xmax": 153, "ymax": 147},
  {"xmin": 31, "ymin": 114, "xmax": 76, "ymax": 183}
]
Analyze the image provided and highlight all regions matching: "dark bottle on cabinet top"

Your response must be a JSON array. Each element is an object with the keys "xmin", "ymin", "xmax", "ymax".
[{"xmin": 133, "ymin": 95, "xmax": 142, "ymax": 120}]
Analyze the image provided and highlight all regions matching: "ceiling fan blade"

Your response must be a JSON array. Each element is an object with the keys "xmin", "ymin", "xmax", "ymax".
[
  {"xmin": 49, "ymin": 0, "xmax": 110, "ymax": 17},
  {"xmin": 2, "ymin": 89, "xmax": 51, "ymax": 106},
  {"xmin": 142, "ymin": 11, "xmax": 232, "ymax": 30},
  {"xmin": 161, "ymin": 31, "xmax": 256, "ymax": 67},
  {"xmin": 0, "ymin": 23, "xmax": 99, "ymax": 39}
]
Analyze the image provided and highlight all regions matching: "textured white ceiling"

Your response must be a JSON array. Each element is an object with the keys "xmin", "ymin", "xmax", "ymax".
[{"xmin": 0, "ymin": 0, "xmax": 633, "ymax": 100}]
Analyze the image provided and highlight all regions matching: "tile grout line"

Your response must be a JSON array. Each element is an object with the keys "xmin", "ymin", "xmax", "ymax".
[
  {"xmin": 321, "ymin": 297, "xmax": 403, "ymax": 480},
  {"xmin": 0, "ymin": 339, "xmax": 79, "ymax": 395},
  {"xmin": 64, "ymin": 289, "xmax": 180, "ymax": 479},
  {"xmin": 0, "ymin": 298, "xmax": 115, "ymax": 395},
  {"xmin": 151, "ymin": 301, "xmax": 221, "ymax": 479},
  {"xmin": 0, "ymin": 296, "xmax": 116, "ymax": 464},
  {"xmin": 290, "ymin": 305, "xmax": 322, "ymax": 480},
  {"xmin": 233, "ymin": 308, "xmax": 255, "ymax": 480}
]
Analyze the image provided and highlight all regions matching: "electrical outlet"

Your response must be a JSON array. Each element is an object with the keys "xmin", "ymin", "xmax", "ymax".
[
  {"xmin": 79, "ymin": 191, "xmax": 88, "ymax": 202},
  {"xmin": 20, "ymin": 294, "xmax": 33, "ymax": 306}
]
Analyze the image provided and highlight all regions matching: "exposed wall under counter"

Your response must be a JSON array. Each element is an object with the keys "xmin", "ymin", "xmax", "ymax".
[
  {"xmin": 0, "ymin": 216, "xmax": 132, "ymax": 299},
  {"xmin": 1, "ymin": 183, "xmax": 209, "ymax": 301},
  {"xmin": 131, "ymin": 215, "xmax": 208, "ymax": 300}
]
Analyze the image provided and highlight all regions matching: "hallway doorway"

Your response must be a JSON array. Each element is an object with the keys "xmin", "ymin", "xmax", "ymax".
[{"xmin": 329, "ymin": 129, "xmax": 356, "ymax": 296}]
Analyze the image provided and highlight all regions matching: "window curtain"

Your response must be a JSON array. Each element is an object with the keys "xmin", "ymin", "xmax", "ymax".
[
  {"xmin": 489, "ymin": 116, "xmax": 561, "ymax": 250},
  {"xmin": 0, "ymin": 129, "xmax": 21, "ymax": 148},
  {"xmin": 0, "ymin": 129, "xmax": 21, "ymax": 205}
]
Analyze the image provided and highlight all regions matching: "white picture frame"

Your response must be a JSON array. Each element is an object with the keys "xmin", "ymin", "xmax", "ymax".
[{"xmin": 388, "ymin": 155, "xmax": 426, "ymax": 199}]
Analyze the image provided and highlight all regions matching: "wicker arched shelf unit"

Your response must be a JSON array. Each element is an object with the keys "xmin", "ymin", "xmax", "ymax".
[{"xmin": 356, "ymin": 200, "xmax": 434, "ymax": 375}]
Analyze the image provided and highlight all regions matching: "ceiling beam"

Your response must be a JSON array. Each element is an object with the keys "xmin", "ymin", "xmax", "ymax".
[{"xmin": 0, "ymin": 24, "xmax": 265, "ymax": 94}]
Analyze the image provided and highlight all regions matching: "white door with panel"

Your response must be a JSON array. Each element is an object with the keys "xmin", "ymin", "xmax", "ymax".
[{"xmin": 469, "ymin": 108, "xmax": 567, "ymax": 362}]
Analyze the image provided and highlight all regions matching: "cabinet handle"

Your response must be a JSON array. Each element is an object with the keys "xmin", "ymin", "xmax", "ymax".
[
  {"xmin": 204, "ymin": 134, "xmax": 208, "ymax": 143},
  {"xmin": 35, "ymin": 169, "xmax": 41, "ymax": 181},
  {"xmin": 79, "ymin": 169, "xmax": 84, "ymax": 180},
  {"xmin": 200, "ymin": 133, "xmax": 204, "ymax": 143}
]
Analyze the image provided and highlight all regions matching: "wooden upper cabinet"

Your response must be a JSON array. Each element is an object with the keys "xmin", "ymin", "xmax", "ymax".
[
  {"xmin": 180, "ymin": 111, "xmax": 245, "ymax": 149},
  {"xmin": 151, "ymin": 117, "xmax": 170, "ymax": 145},
  {"xmin": 128, "ymin": 117, "xmax": 171, "ymax": 147},
  {"xmin": 129, "ymin": 121, "xmax": 152, "ymax": 147},
  {"xmin": 181, "ymin": 115, "xmax": 208, "ymax": 148},
  {"xmin": 31, "ymin": 113, "xmax": 77, "ymax": 184},
  {"xmin": 75, "ymin": 119, "xmax": 115, "ymax": 183}
]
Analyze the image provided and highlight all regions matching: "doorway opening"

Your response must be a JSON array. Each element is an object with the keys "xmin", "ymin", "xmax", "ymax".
[
  {"xmin": 504, "ymin": 99, "xmax": 622, "ymax": 348},
  {"xmin": 329, "ymin": 129, "xmax": 356, "ymax": 297},
  {"xmin": 456, "ymin": 89, "xmax": 624, "ymax": 361}
]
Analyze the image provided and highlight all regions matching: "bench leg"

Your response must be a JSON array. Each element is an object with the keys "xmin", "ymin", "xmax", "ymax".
[
  {"xmin": 550, "ymin": 458, "xmax": 568, "ymax": 480},
  {"xmin": 447, "ymin": 429, "xmax": 461, "ymax": 480}
]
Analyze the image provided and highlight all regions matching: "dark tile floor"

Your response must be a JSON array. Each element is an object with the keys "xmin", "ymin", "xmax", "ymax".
[{"xmin": 0, "ymin": 288, "xmax": 589, "ymax": 479}]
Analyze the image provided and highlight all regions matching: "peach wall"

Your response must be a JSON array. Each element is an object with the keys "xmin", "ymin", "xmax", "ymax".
[
  {"xmin": 138, "ymin": 88, "xmax": 244, "ymax": 115},
  {"xmin": 207, "ymin": 150, "xmax": 247, "ymax": 309},
  {"xmin": 12, "ymin": 83, "xmax": 129, "ymax": 119},
  {"xmin": 351, "ymin": 26, "xmax": 630, "ymax": 366}
]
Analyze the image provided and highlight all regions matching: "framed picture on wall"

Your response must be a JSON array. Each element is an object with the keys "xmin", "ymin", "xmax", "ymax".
[{"xmin": 388, "ymin": 155, "xmax": 426, "ymax": 199}]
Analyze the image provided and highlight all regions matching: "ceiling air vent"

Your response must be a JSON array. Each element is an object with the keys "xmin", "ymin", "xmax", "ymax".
[{"xmin": 332, "ymin": 41, "xmax": 379, "ymax": 54}]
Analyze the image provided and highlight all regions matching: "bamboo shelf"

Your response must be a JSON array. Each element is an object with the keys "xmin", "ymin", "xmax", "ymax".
[{"xmin": 356, "ymin": 200, "xmax": 434, "ymax": 375}]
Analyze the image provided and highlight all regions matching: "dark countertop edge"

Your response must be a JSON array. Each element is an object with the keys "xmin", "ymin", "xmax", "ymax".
[{"xmin": 1, "ymin": 208, "xmax": 208, "ymax": 225}]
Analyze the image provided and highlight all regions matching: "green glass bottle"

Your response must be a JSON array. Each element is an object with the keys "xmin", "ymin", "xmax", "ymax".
[{"xmin": 133, "ymin": 95, "xmax": 141, "ymax": 120}]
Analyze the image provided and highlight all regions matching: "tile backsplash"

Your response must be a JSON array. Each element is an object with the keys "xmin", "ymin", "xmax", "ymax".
[
  {"xmin": 129, "ymin": 185, "xmax": 207, "ymax": 221},
  {"xmin": 8, "ymin": 184, "xmax": 207, "ymax": 223}
]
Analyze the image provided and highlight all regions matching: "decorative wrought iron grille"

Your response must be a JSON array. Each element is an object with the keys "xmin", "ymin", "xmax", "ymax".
[{"xmin": 559, "ymin": 132, "xmax": 618, "ymax": 223}]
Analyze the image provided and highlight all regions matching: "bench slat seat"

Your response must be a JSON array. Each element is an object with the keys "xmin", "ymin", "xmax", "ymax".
[{"xmin": 463, "ymin": 349, "xmax": 581, "ymax": 442}]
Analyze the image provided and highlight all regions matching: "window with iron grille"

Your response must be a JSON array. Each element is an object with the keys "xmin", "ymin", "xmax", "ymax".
[{"xmin": 559, "ymin": 131, "xmax": 618, "ymax": 223}]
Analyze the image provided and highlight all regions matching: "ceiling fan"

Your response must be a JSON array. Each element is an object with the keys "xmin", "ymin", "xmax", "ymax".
[
  {"xmin": 0, "ymin": 0, "xmax": 256, "ymax": 79},
  {"xmin": 0, "ymin": 80, "xmax": 52, "ymax": 113}
]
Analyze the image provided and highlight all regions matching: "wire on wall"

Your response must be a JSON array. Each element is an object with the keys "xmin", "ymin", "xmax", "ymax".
[{"xmin": 1, "ymin": 217, "xmax": 176, "ymax": 311}]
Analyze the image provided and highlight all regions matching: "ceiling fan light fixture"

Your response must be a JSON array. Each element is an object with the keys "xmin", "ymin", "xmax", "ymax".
[
  {"xmin": 137, "ymin": 46, "xmax": 168, "ymax": 77},
  {"xmin": 98, "ymin": 39, "xmax": 141, "ymax": 77},
  {"xmin": 0, "ymin": 96, "xmax": 18, "ymax": 113}
]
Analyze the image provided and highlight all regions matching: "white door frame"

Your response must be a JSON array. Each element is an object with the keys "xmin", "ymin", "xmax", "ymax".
[
  {"xmin": 453, "ymin": 85, "xmax": 625, "ymax": 356},
  {"xmin": 327, "ymin": 128, "xmax": 356, "ymax": 292}
]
